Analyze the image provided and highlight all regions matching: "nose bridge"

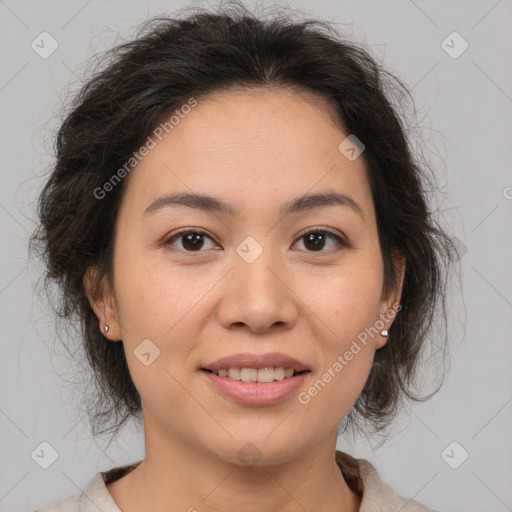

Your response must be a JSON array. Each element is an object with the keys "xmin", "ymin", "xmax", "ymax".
[
  {"xmin": 234, "ymin": 234, "xmax": 284, "ymax": 304},
  {"xmin": 216, "ymin": 234, "xmax": 297, "ymax": 332}
]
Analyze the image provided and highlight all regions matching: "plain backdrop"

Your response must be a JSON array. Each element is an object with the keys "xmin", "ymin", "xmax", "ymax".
[{"xmin": 0, "ymin": 1, "xmax": 511, "ymax": 511}]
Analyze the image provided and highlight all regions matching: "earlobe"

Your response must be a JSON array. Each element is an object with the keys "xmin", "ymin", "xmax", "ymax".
[
  {"xmin": 387, "ymin": 252, "xmax": 406, "ymax": 310},
  {"xmin": 378, "ymin": 252, "xmax": 406, "ymax": 340},
  {"xmin": 82, "ymin": 266, "xmax": 122, "ymax": 341}
]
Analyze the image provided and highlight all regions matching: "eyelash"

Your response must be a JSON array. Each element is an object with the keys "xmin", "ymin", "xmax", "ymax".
[{"xmin": 163, "ymin": 227, "xmax": 349, "ymax": 254}]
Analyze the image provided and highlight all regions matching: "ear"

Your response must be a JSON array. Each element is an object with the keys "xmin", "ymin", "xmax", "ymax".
[
  {"xmin": 82, "ymin": 266, "xmax": 122, "ymax": 341},
  {"xmin": 376, "ymin": 251, "xmax": 406, "ymax": 349}
]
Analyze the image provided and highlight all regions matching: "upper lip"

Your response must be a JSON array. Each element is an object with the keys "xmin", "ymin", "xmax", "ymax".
[{"xmin": 201, "ymin": 352, "xmax": 310, "ymax": 372}]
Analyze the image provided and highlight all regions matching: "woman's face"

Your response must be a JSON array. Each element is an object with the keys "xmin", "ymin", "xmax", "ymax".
[{"xmin": 88, "ymin": 88, "xmax": 403, "ymax": 465}]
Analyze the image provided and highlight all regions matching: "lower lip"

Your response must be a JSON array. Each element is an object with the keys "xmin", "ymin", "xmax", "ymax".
[{"xmin": 200, "ymin": 370, "xmax": 310, "ymax": 406}]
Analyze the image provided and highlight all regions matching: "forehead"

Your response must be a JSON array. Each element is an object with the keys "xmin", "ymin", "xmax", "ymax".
[
  {"xmin": 175, "ymin": 86, "xmax": 346, "ymax": 151},
  {"xmin": 119, "ymin": 87, "xmax": 373, "ymax": 220}
]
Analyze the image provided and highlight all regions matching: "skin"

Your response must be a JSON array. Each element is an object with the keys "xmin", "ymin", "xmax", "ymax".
[{"xmin": 84, "ymin": 87, "xmax": 405, "ymax": 512}]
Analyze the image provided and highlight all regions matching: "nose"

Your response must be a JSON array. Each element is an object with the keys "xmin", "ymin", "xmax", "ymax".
[{"xmin": 215, "ymin": 251, "xmax": 298, "ymax": 334}]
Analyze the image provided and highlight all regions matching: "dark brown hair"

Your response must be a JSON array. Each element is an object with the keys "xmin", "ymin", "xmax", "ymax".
[{"xmin": 29, "ymin": 2, "xmax": 456, "ymax": 443}]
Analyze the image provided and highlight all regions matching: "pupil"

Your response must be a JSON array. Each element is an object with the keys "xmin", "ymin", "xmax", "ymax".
[
  {"xmin": 304, "ymin": 232, "xmax": 325, "ymax": 251},
  {"xmin": 183, "ymin": 232, "xmax": 203, "ymax": 251}
]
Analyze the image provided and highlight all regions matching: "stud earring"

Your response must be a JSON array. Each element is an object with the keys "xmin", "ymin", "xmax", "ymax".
[
  {"xmin": 380, "ymin": 330, "xmax": 388, "ymax": 337},
  {"xmin": 103, "ymin": 325, "xmax": 109, "ymax": 333}
]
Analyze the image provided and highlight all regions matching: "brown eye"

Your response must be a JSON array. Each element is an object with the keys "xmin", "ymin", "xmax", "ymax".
[
  {"xmin": 164, "ymin": 228, "xmax": 348, "ymax": 254},
  {"xmin": 165, "ymin": 229, "xmax": 216, "ymax": 252},
  {"xmin": 293, "ymin": 230, "xmax": 348, "ymax": 253}
]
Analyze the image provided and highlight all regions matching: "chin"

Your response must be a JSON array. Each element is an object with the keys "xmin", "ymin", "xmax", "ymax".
[{"xmin": 201, "ymin": 432, "xmax": 313, "ymax": 469}]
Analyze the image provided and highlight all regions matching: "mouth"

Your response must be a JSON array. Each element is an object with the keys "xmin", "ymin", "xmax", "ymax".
[
  {"xmin": 200, "ymin": 367, "xmax": 310, "ymax": 383},
  {"xmin": 200, "ymin": 367, "xmax": 311, "ymax": 406}
]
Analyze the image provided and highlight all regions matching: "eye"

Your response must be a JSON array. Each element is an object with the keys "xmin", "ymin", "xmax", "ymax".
[
  {"xmin": 164, "ymin": 229, "xmax": 217, "ymax": 252},
  {"xmin": 292, "ymin": 229, "xmax": 349, "ymax": 253},
  {"xmin": 164, "ymin": 228, "xmax": 348, "ymax": 254}
]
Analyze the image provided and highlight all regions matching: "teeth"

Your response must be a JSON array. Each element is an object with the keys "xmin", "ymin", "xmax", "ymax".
[
  {"xmin": 273, "ymin": 367, "xmax": 285, "ymax": 380},
  {"xmin": 227, "ymin": 368, "xmax": 240, "ymax": 380},
  {"xmin": 211, "ymin": 367, "xmax": 301, "ymax": 382},
  {"xmin": 240, "ymin": 368, "xmax": 258, "ymax": 382}
]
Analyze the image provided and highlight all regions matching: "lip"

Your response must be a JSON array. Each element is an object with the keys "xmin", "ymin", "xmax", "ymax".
[
  {"xmin": 201, "ymin": 352, "xmax": 310, "ymax": 373},
  {"xmin": 201, "ymin": 369, "xmax": 310, "ymax": 406}
]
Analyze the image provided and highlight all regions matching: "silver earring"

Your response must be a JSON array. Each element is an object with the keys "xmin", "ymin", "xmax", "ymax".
[
  {"xmin": 380, "ymin": 330, "xmax": 388, "ymax": 337},
  {"xmin": 104, "ymin": 325, "xmax": 109, "ymax": 333}
]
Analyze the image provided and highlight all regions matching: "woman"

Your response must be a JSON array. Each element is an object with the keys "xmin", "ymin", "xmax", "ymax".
[{"xmin": 31, "ymin": 3, "xmax": 454, "ymax": 511}]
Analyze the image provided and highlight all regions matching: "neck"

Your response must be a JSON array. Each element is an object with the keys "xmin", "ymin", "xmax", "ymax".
[{"xmin": 107, "ymin": 423, "xmax": 362, "ymax": 512}]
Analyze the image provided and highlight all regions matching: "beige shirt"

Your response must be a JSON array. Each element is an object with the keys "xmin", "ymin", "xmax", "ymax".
[{"xmin": 34, "ymin": 450, "xmax": 435, "ymax": 511}]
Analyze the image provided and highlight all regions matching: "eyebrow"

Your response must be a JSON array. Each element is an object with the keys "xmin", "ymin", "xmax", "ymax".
[{"xmin": 143, "ymin": 191, "xmax": 364, "ymax": 219}]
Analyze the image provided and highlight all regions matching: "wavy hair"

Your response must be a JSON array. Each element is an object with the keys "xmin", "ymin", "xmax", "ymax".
[{"xmin": 29, "ymin": 1, "xmax": 456, "ymax": 443}]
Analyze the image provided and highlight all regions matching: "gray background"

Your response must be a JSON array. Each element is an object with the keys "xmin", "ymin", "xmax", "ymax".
[{"xmin": 1, "ymin": 1, "xmax": 511, "ymax": 511}]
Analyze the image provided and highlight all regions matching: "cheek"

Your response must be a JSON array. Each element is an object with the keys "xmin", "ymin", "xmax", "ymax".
[
  {"xmin": 297, "ymin": 272, "xmax": 381, "ymax": 421},
  {"xmin": 112, "ymin": 257, "xmax": 202, "ymax": 419},
  {"xmin": 114, "ymin": 246, "xmax": 203, "ymax": 338},
  {"xmin": 301, "ymin": 255, "xmax": 383, "ymax": 392},
  {"xmin": 308, "ymin": 255, "xmax": 384, "ymax": 341}
]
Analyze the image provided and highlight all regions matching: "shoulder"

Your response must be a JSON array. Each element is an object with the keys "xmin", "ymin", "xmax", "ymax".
[
  {"xmin": 32, "ymin": 493, "xmax": 80, "ymax": 512},
  {"xmin": 33, "ymin": 473, "xmax": 111, "ymax": 512},
  {"xmin": 335, "ymin": 450, "xmax": 439, "ymax": 512},
  {"xmin": 33, "ymin": 460, "xmax": 142, "ymax": 512}
]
